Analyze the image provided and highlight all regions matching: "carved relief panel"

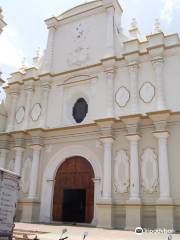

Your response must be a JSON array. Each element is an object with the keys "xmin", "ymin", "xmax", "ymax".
[
  {"xmin": 114, "ymin": 150, "xmax": 130, "ymax": 193},
  {"xmin": 21, "ymin": 158, "xmax": 32, "ymax": 194},
  {"xmin": 141, "ymin": 148, "xmax": 158, "ymax": 193},
  {"xmin": 67, "ymin": 22, "xmax": 90, "ymax": 67},
  {"xmin": 139, "ymin": 82, "xmax": 155, "ymax": 103},
  {"xmin": 15, "ymin": 106, "xmax": 25, "ymax": 124},
  {"xmin": 31, "ymin": 103, "xmax": 42, "ymax": 121},
  {"xmin": 115, "ymin": 86, "xmax": 130, "ymax": 108}
]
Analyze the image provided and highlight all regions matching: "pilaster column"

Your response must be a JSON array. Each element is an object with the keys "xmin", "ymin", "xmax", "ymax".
[
  {"xmin": 153, "ymin": 131, "xmax": 171, "ymax": 202},
  {"xmin": 23, "ymin": 83, "xmax": 34, "ymax": 129},
  {"xmin": 126, "ymin": 134, "xmax": 141, "ymax": 202},
  {"xmin": 152, "ymin": 57, "xmax": 166, "ymax": 110},
  {"xmin": 128, "ymin": 62, "xmax": 139, "ymax": 114},
  {"xmin": 0, "ymin": 149, "xmax": 8, "ymax": 168},
  {"xmin": 39, "ymin": 83, "xmax": 50, "ymax": 128},
  {"xmin": 58, "ymin": 85, "xmax": 64, "ymax": 125},
  {"xmin": 41, "ymin": 17, "xmax": 57, "ymax": 73},
  {"xmin": 92, "ymin": 178, "xmax": 101, "ymax": 225},
  {"xmin": 28, "ymin": 145, "xmax": 42, "ymax": 199},
  {"xmin": 7, "ymin": 92, "xmax": 18, "ymax": 132},
  {"xmin": 106, "ymin": 71, "xmax": 114, "ymax": 117},
  {"xmin": 95, "ymin": 118, "xmax": 114, "ymax": 228},
  {"xmin": 14, "ymin": 147, "xmax": 24, "ymax": 175},
  {"xmin": 101, "ymin": 137, "xmax": 113, "ymax": 201},
  {"xmin": 121, "ymin": 115, "xmax": 142, "ymax": 230},
  {"xmin": 147, "ymin": 111, "xmax": 173, "ymax": 229},
  {"xmin": 104, "ymin": 6, "xmax": 115, "ymax": 58},
  {"xmin": 148, "ymin": 111, "xmax": 171, "ymax": 202}
]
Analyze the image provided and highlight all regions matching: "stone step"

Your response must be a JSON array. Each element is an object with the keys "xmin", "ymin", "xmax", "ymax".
[{"xmin": 13, "ymin": 229, "xmax": 48, "ymax": 240}]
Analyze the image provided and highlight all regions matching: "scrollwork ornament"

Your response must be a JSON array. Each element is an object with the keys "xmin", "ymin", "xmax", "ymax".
[
  {"xmin": 141, "ymin": 148, "xmax": 158, "ymax": 193},
  {"xmin": 15, "ymin": 106, "xmax": 25, "ymax": 124},
  {"xmin": 114, "ymin": 149, "xmax": 130, "ymax": 193},
  {"xmin": 21, "ymin": 158, "xmax": 32, "ymax": 194},
  {"xmin": 139, "ymin": 82, "xmax": 155, "ymax": 103},
  {"xmin": 115, "ymin": 86, "xmax": 130, "ymax": 108},
  {"xmin": 31, "ymin": 103, "xmax": 42, "ymax": 121}
]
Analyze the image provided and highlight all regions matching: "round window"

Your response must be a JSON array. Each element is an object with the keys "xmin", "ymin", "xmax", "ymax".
[{"xmin": 72, "ymin": 98, "xmax": 88, "ymax": 123}]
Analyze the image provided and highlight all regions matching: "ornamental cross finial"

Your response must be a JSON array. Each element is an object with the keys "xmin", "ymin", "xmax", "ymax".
[
  {"xmin": 131, "ymin": 18, "xmax": 138, "ymax": 29},
  {"xmin": 33, "ymin": 47, "xmax": 41, "ymax": 68},
  {"xmin": 153, "ymin": 19, "xmax": 161, "ymax": 33},
  {"xmin": 19, "ymin": 57, "xmax": 26, "ymax": 73},
  {"xmin": 129, "ymin": 18, "xmax": 140, "ymax": 39}
]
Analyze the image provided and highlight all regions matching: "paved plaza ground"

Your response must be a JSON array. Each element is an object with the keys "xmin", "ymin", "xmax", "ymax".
[{"xmin": 14, "ymin": 223, "xmax": 180, "ymax": 240}]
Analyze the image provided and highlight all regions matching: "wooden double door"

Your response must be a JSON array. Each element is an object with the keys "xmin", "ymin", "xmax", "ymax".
[{"xmin": 53, "ymin": 156, "xmax": 95, "ymax": 223}]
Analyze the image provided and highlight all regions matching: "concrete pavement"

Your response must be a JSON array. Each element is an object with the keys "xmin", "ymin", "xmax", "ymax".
[{"xmin": 14, "ymin": 223, "xmax": 180, "ymax": 240}]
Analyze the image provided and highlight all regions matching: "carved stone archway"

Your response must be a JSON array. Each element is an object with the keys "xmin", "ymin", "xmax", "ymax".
[
  {"xmin": 40, "ymin": 145, "xmax": 102, "ymax": 225},
  {"xmin": 53, "ymin": 156, "xmax": 95, "ymax": 223}
]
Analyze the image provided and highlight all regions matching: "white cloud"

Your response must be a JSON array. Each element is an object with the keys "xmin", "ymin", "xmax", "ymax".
[
  {"xmin": 160, "ymin": 0, "xmax": 180, "ymax": 23},
  {"xmin": 0, "ymin": 26, "xmax": 23, "ymax": 68}
]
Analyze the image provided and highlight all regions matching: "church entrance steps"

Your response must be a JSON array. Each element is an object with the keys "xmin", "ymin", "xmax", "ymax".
[
  {"xmin": 13, "ymin": 229, "xmax": 48, "ymax": 240},
  {"xmin": 13, "ymin": 223, "xmax": 180, "ymax": 240}
]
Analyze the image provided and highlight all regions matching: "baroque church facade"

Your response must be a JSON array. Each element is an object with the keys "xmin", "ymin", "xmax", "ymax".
[{"xmin": 0, "ymin": 0, "xmax": 180, "ymax": 230}]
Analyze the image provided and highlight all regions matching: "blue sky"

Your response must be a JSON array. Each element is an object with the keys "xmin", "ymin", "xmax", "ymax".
[{"xmin": 0, "ymin": 0, "xmax": 180, "ymax": 79}]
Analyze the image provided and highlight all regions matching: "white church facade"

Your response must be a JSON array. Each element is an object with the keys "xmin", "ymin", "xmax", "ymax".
[{"xmin": 0, "ymin": 0, "xmax": 180, "ymax": 230}]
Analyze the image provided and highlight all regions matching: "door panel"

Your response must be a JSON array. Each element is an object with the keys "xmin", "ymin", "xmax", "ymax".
[
  {"xmin": 62, "ymin": 189, "xmax": 86, "ymax": 222},
  {"xmin": 53, "ymin": 156, "xmax": 94, "ymax": 223}
]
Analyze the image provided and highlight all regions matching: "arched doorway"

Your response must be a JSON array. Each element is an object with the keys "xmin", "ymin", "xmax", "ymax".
[{"xmin": 52, "ymin": 156, "xmax": 95, "ymax": 223}]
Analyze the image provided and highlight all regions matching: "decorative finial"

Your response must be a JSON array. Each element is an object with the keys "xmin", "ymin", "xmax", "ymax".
[
  {"xmin": 131, "ymin": 18, "xmax": 138, "ymax": 29},
  {"xmin": 19, "ymin": 57, "xmax": 26, "ymax": 73},
  {"xmin": 0, "ymin": 73, "xmax": 6, "ymax": 104},
  {"xmin": 33, "ymin": 47, "xmax": 41, "ymax": 68},
  {"xmin": 21, "ymin": 57, "xmax": 26, "ymax": 68},
  {"xmin": 153, "ymin": 19, "xmax": 161, "ymax": 33},
  {"xmin": 129, "ymin": 18, "xmax": 140, "ymax": 39},
  {"xmin": 0, "ymin": 7, "xmax": 3, "ymax": 19}
]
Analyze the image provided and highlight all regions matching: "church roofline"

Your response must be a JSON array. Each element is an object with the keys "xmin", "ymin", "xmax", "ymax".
[
  {"xmin": 58, "ymin": 0, "xmax": 102, "ymax": 20},
  {"xmin": 45, "ymin": 0, "xmax": 123, "ymax": 27}
]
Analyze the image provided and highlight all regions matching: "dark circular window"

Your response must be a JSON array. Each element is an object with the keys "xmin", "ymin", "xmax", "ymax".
[{"xmin": 72, "ymin": 98, "xmax": 88, "ymax": 123}]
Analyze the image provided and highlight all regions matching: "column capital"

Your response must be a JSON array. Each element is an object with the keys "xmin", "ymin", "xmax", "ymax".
[
  {"xmin": 127, "ymin": 61, "xmax": 139, "ymax": 72},
  {"xmin": 9, "ymin": 82, "xmax": 21, "ymax": 95},
  {"xmin": 153, "ymin": 131, "xmax": 169, "ymax": 139},
  {"xmin": 147, "ymin": 110, "xmax": 171, "ymax": 131},
  {"xmin": 151, "ymin": 56, "xmax": 164, "ymax": 67},
  {"xmin": 24, "ymin": 80, "xmax": 34, "ymax": 91},
  {"xmin": 126, "ymin": 134, "xmax": 141, "ymax": 142},
  {"xmin": 41, "ymin": 82, "xmax": 51, "ymax": 91},
  {"xmin": 0, "ymin": 148, "xmax": 9, "ymax": 153},
  {"xmin": 95, "ymin": 118, "xmax": 115, "ymax": 138},
  {"xmin": 13, "ymin": 146, "xmax": 25, "ymax": 152},
  {"xmin": 30, "ymin": 144, "xmax": 42, "ymax": 151},
  {"xmin": 105, "ymin": 70, "xmax": 114, "ymax": 79},
  {"xmin": 0, "ymin": 134, "xmax": 10, "ymax": 149},
  {"xmin": 11, "ymin": 131, "xmax": 27, "ymax": 148},
  {"xmin": 92, "ymin": 178, "xmax": 101, "ymax": 183},
  {"xmin": 121, "ymin": 114, "xmax": 141, "ymax": 135},
  {"xmin": 100, "ymin": 137, "xmax": 114, "ymax": 144}
]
